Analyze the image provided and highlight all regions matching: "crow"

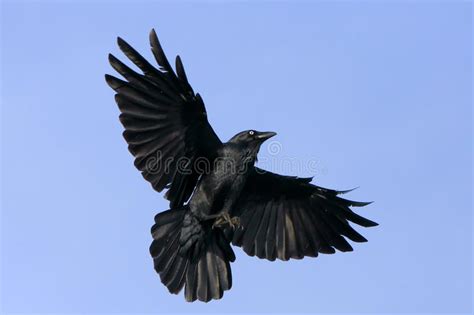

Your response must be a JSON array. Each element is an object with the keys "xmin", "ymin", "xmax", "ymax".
[{"xmin": 105, "ymin": 29, "xmax": 377, "ymax": 302}]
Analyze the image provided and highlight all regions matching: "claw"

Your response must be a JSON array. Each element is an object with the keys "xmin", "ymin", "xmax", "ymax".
[
  {"xmin": 230, "ymin": 216, "xmax": 240, "ymax": 229},
  {"xmin": 212, "ymin": 212, "xmax": 240, "ymax": 230}
]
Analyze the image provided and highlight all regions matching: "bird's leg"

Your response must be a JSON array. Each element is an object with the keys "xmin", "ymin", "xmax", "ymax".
[{"xmin": 212, "ymin": 212, "xmax": 240, "ymax": 229}]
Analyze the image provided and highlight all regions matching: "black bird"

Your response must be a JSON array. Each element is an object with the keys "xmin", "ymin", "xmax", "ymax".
[{"xmin": 105, "ymin": 29, "xmax": 377, "ymax": 302}]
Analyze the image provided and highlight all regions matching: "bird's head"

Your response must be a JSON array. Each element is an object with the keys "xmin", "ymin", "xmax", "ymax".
[{"xmin": 229, "ymin": 130, "xmax": 277, "ymax": 161}]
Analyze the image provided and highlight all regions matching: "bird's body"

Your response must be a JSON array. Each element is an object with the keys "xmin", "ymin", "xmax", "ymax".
[
  {"xmin": 106, "ymin": 29, "xmax": 378, "ymax": 302},
  {"xmin": 189, "ymin": 143, "xmax": 250, "ymax": 219},
  {"xmin": 189, "ymin": 131, "xmax": 274, "ymax": 220}
]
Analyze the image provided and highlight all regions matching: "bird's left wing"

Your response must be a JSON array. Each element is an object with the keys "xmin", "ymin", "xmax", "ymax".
[
  {"xmin": 106, "ymin": 30, "xmax": 222, "ymax": 208},
  {"xmin": 230, "ymin": 167, "xmax": 377, "ymax": 261}
]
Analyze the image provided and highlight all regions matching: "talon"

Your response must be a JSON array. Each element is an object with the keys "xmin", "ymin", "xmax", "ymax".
[
  {"xmin": 212, "ymin": 213, "xmax": 240, "ymax": 229},
  {"xmin": 212, "ymin": 217, "xmax": 224, "ymax": 229},
  {"xmin": 230, "ymin": 216, "xmax": 240, "ymax": 229}
]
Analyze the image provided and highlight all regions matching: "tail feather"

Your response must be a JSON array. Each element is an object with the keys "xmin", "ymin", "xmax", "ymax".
[
  {"xmin": 184, "ymin": 230, "xmax": 233, "ymax": 302},
  {"xmin": 150, "ymin": 207, "xmax": 234, "ymax": 302}
]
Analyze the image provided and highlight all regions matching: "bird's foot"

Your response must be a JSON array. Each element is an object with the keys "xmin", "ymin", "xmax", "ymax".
[{"xmin": 212, "ymin": 212, "xmax": 240, "ymax": 230}]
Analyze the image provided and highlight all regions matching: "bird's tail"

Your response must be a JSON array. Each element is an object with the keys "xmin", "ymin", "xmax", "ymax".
[{"xmin": 150, "ymin": 206, "xmax": 235, "ymax": 302}]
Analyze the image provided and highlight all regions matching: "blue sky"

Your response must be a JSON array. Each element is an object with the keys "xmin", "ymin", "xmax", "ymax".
[{"xmin": 1, "ymin": 1, "xmax": 472, "ymax": 314}]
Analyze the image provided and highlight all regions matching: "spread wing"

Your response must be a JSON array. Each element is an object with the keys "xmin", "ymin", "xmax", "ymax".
[
  {"xmin": 231, "ymin": 167, "xmax": 377, "ymax": 261},
  {"xmin": 106, "ymin": 29, "xmax": 221, "ymax": 208}
]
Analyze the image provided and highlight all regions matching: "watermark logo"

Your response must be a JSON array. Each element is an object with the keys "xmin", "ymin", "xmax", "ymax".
[{"xmin": 143, "ymin": 140, "xmax": 327, "ymax": 177}]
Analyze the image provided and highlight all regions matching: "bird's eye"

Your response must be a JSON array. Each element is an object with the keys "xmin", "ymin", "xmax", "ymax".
[{"xmin": 248, "ymin": 130, "xmax": 255, "ymax": 136}]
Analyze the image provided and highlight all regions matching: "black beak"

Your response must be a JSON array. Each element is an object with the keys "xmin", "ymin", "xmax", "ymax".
[{"xmin": 255, "ymin": 131, "xmax": 277, "ymax": 141}]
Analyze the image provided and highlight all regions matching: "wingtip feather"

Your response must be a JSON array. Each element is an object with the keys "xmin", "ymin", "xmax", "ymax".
[
  {"xmin": 108, "ymin": 53, "xmax": 118, "ymax": 67},
  {"xmin": 353, "ymin": 200, "xmax": 374, "ymax": 207},
  {"xmin": 105, "ymin": 74, "xmax": 123, "ymax": 90},
  {"xmin": 117, "ymin": 36, "xmax": 125, "ymax": 46},
  {"xmin": 337, "ymin": 186, "xmax": 359, "ymax": 195}
]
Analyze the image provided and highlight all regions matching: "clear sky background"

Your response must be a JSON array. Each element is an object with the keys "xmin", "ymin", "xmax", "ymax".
[{"xmin": 1, "ymin": 1, "xmax": 472, "ymax": 314}]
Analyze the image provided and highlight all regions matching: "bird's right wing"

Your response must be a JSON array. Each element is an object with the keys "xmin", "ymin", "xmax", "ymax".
[
  {"xmin": 106, "ymin": 29, "xmax": 222, "ymax": 208},
  {"xmin": 230, "ymin": 167, "xmax": 377, "ymax": 261}
]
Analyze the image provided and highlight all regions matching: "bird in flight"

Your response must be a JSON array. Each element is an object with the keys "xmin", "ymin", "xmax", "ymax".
[{"xmin": 105, "ymin": 29, "xmax": 377, "ymax": 302}]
